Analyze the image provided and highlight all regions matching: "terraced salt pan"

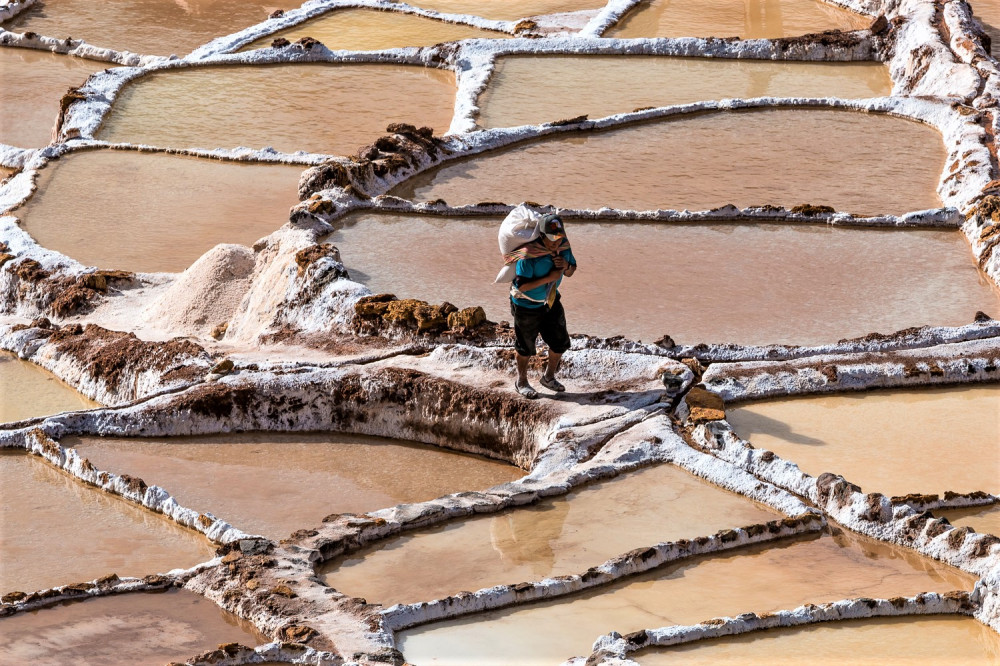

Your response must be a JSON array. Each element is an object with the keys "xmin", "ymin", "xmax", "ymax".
[
  {"xmin": 66, "ymin": 432, "xmax": 523, "ymax": 541},
  {"xmin": 0, "ymin": 49, "xmax": 106, "ymax": 148},
  {"xmin": 15, "ymin": 150, "xmax": 303, "ymax": 273},
  {"xmin": 478, "ymin": 57, "xmax": 891, "ymax": 128},
  {"xmin": 327, "ymin": 214, "xmax": 999, "ymax": 346},
  {"xmin": 0, "ymin": 0, "xmax": 304, "ymax": 56},
  {"xmin": 98, "ymin": 63, "xmax": 457, "ymax": 155},
  {"xmin": 321, "ymin": 464, "xmax": 780, "ymax": 606},
  {"xmin": 1, "ymin": 352, "xmax": 98, "ymax": 423},
  {"xmin": 727, "ymin": 386, "xmax": 1000, "ymax": 497},
  {"xmin": 940, "ymin": 504, "xmax": 1000, "ymax": 538},
  {"xmin": 398, "ymin": 531, "xmax": 975, "ymax": 665},
  {"xmin": 396, "ymin": 0, "xmax": 606, "ymax": 20},
  {"xmin": 240, "ymin": 7, "xmax": 509, "ymax": 52},
  {"xmin": 607, "ymin": 0, "xmax": 870, "ymax": 39},
  {"xmin": 0, "ymin": 589, "xmax": 266, "ymax": 665},
  {"xmin": 0, "ymin": 451, "xmax": 215, "ymax": 595},
  {"xmin": 635, "ymin": 615, "xmax": 1000, "ymax": 665},
  {"xmin": 395, "ymin": 109, "xmax": 945, "ymax": 216}
]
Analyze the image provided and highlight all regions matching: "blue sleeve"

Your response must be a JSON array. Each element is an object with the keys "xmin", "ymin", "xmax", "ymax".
[
  {"xmin": 562, "ymin": 248, "xmax": 577, "ymax": 267},
  {"xmin": 515, "ymin": 258, "xmax": 533, "ymax": 278}
]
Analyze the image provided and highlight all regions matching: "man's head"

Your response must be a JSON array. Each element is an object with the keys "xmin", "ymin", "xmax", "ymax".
[{"xmin": 540, "ymin": 214, "xmax": 566, "ymax": 243}]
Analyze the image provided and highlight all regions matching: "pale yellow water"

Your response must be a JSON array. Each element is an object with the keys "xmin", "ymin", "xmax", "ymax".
[
  {"xmin": 479, "ymin": 56, "xmax": 890, "ymax": 128},
  {"xmin": 396, "ymin": 109, "xmax": 945, "ymax": 216},
  {"xmin": 636, "ymin": 615, "xmax": 1000, "ymax": 665},
  {"xmin": 15, "ymin": 149, "xmax": 303, "ymax": 273},
  {"xmin": 727, "ymin": 386, "xmax": 1000, "ymax": 497},
  {"xmin": 607, "ymin": 0, "xmax": 870, "ymax": 39},
  {"xmin": 940, "ymin": 504, "xmax": 1000, "ymax": 538},
  {"xmin": 98, "ymin": 63, "xmax": 457, "ymax": 155},
  {"xmin": 398, "ymin": 530, "xmax": 975, "ymax": 665},
  {"xmin": 0, "ymin": 0, "xmax": 304, "ymax": 56},
  {"xmin": 327, "ymin": 214, "xmax": 999, "ymax": 346},
  {"xmin": 241, "ymin": 7, "xmax": 508, "ymax": 52},
  {"xmin": 0, "ymin": 353, "xmax": 99, "ymax": 424},
  {"xmin": 397, "ymin": 0, "xmax": 606, "ymax": 20},
  {"xmin": 0, "ymin": 49, "xmax": 106, "ymax": 148},
  {"xmin": 322, "ymin": 464, "xmax": 779, "ymax": 606},
  {"xmin": 66, "ymin": 432, "xmax": 523, "ymax": 540},
  {"xmin": 0, "ymin": 451, "xmax": 215, "ymax": 595},
  {"xmin": 0, "ymin": 589, "xmax": 266, "ymax": 665}
]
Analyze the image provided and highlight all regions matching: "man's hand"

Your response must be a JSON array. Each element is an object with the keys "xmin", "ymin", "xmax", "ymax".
[
  {"xmin": 564, "ymin": 264, "xmax": 576, "ymax": 277},
  {"xmin": 552, "ymin": 256, "xmax": 567, "ymax": 270}
]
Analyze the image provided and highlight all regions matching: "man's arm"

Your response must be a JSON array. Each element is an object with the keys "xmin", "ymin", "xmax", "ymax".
[{"xmin": 517, "ymin": 269, "xmax": 562, "ymax": 292}]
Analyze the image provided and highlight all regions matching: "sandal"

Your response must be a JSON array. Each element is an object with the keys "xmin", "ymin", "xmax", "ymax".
[
  {"xmin": 515, "ymin": 381, "xmax": 540, "ymax": 399},
  {"xmin": 539, "ymin": 374, "xmax": 566, "ymax": 392}
]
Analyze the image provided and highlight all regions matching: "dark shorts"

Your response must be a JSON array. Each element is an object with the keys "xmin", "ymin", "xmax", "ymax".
[{"xmin": 511, "ymin": 296, "xmax": 571, "ymax": 357}]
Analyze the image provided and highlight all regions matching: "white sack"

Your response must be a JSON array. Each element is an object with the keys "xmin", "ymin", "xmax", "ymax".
[{"xmin": 494, "ymin": 204, "xmax": 543, "ymax": 284}]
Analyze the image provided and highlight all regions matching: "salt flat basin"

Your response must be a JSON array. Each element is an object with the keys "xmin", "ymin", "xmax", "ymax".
[
  {"xmin": 395, "ymin": 109, "xmax": 944, "ymax": 216},
  {"xmin": 398, "ymin": 530, "xmax": 975, "ymax": 665},
  {"xmin": 727, "ymin": 386, "xmax": 1000, "ymax": 497},
  {"xmin": 327, "ymin": 214, "xmax": 999, "ymax": 346},
  {"xmin": 0, "ymin": 589, "xmax": 265, "ymax": 665},
  {"xmin": 939, "ymin": 504, "xmax": 1000, "ymax": 538},
  {"xmin": 607, "ymin": 0, "xmax": 870, "ymax": 39},
  {"xmin": 0, "ymin": 353, "xmax": 98, "ymax": 423},
  {"xmin": 0, "ymin": 49, "xmax": 105, "ymax": 148},
  {"xmin": 240, "ymin": 7, "xmax": 508, "ymax": 51},
  {"xmin": 0, "ymin": 451, "xmax": 215, "ymax": 595},
  {"xmin": 66, "ymin": 432, "xmax": 523, "ymax": 541},
  {"xmin": 15, "ymin": 150, "xmax": 303, "ymax": 273},
  {"xmin": 98, "ymin": 63, "xmax": 456, "ymax": 155},
  {"xmin": 635, "ymin": 615, "xmax": 1000, "ymax": 665},
  {"xmin": 479, "ymin": 56, "xmax": 891, "ymax": 128},
  {"xmin": 321, "ymin": 464, "xmax": 780, "ymax": 606},
  {"xmin": 0, "ymin": 0, "xmax": 304, "ymax": 56},
  {"xmin": 395, "ymin": 0, "xmax": 607, "ymax": 20}
]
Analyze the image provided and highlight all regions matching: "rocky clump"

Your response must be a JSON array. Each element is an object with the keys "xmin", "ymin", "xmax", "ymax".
[
  {"xmin": 686, "ymin": 386, "xmax": 726, "ymax": 423},
  {"xmin": 50, "ymin": 270, "xmax": 135, "ymax": 317},
  {"xmin": 791, "ymin": 204, "xmax": 836, "ymax": 216},
  {"xmin": 354, "ymin": 293, "xmax": 494, "ymax": 341}
]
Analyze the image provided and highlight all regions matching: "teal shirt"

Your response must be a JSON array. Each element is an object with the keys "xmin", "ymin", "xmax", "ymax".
[{"xmin": 511, "ymin": 247, "xmax": 577, "ymax": 309}]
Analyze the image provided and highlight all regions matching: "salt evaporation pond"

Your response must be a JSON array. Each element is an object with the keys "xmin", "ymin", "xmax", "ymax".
[
  {"xmin": 727, "ymin": 386, "xmax": 1000, "ymax": 497},
  {"xmin": 66, "ymin": 432, "xmax": 522, "ymax": 540},
  {"xmin": 241, "ymin": 7, "xmax": 508, "ymax": 51},
  {"xmin": 607, "ymin": 0, "xmax": 870, "ymax": 39},
  {"xmin": 98, "ymin": 63, "xmax": 457, "ymax": 155},
  {"xmin": 0, "ymin": 0, "xmax": 303, "ymax": 56},
  {"xmin": 322, "ymin": 464, "xmax": 780, "ymax": 606},
  {"xmin": 0, "ymin": 451, "xmax": 215, "ymax": 595},
  {"xmin": 327, "ymin": 214, "xmax": 999, "ymax": 346},
  {"xmin": 635, "ymin": 615, "xmax": 1000, "ymax": 665},
  {"xmin": 395, "ymin": 109, "xmax": 944, "ymax": 216},
  {"xmin": 940, "ymin": 504, "xmax": 1000, "ymax": 538},
  {"xmin": 0, "ymin": 49, "xmax": 105, "ymax": 148},
  {"xmin": 971, "ymin": 0, "xmax": 1000, "ymax": 58},
  {"xmin": 398, "ymin": 530, "xmax": 974, "ymax": 665},
  {"xmin": 396, "ymin": 0, "xmax": 608, "ymax": 20},
  {"xmin": 0, "ymin": 589, "xmax": 265, "ymax": 665},
  {"xmin": 1, "ymin": 353, "xmax": 98, "ymax": 423},
  {"xmin": 15, "ymin": 150, "xmax": 303, "ymax": 273},
  {"xmin": 479, "ymin": 57, "xmax": 890, "ymax": 128}
]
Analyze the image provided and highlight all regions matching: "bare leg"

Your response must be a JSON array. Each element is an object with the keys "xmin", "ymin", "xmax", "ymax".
[
  {"xmin": 516, "ymin": 353, "xmax": 531, "ymax": 386},
  {"xmin": 544, "ymin": 351, "xmax": 562, "ymax": 380}
]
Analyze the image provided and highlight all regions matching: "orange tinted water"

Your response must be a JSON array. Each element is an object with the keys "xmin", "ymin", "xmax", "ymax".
[
  {"xmin": 327, "ymin": 214, "xmax": 999, "ymax": 346},
  {"xmin": 15, "ymin": 150, "xmax": 303, "ymax": 273},
  {"xmin": 0, "ymin": 49, "xmax": 106, "ymax": 148},
  {"xmin": 479, "ymin": 56, "xmax": 890, "ymax": 128},
  {"xmin": 939, "ymin": 504, "xmax": 1000, "ymax": 538},
  {"xmin": 395, "ymin": 109, "xmax": 944, "ymax": 216},
  {"xmin": 0, "ymin": 353, "xmax": 98, "ymax": 424},
  {"xmin": 0, "ymin": 589, "xmax": 266, "ymax": 665},
  {"xmin": 321, "ymin": 464, "xmax": 779, "ymax": 606},
  {"xmin": 727, "ymin": 386, "xmax": 1000, "ymax": 497},
  {"xmin": 396, "ymin": 0, "xmax": 606, "ymax": 20},
  {"xmin": 0, "ymin": 451, "xmax": 215, "ymax": 595},
  {"xmin": 98, "ymin": 63, "xmax": 457, "ymax": 155},
  {"xmin": 67, "ymin": 432, "xmax": 523, "ymax": 540},
  {"xmin": 607, "ymin": 0, "xmax": 870, "ymax": 39},
  {"xmin": 1, "ymin": 0, "xmax": 303, "ymax": 55},
  {"xmin": 398, "ymin": 530, "xmax": 975, "ymax": 665}
]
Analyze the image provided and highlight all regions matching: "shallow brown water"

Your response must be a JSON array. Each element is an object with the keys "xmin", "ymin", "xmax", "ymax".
[
  {"xmin": 727, "ymin": 386, "xmax": 1000, "ymax": 497},
  {"xmin": 607, "ymin": 0, "xmax": 870, "ymax": 39},
  {"xmin": 99, "ymin": 63, "xmax": 456, "ymax": 155},
  {"xmin": 0, "ymin": 451, "xmax": 215, "ymax": 595},
  {"xmin": 0, "ymin": 589, "xmax": 265, "ymax": 665},
  {"xmin": 322, "ymin": 464, "xmax": 780, "ymax": 606},
  {"xmin": 971, "ymin": 0, "xmax": 1000, "ymax": 58},
  {"xmin": 939, "ymin": 504, "xmax": 1000, "ymax": 538},
  {"xmin": 396, "ymin": 0, "xmax": 606, "ymax": 20},
  {"xmin": 327, "ymin": 213, "xmax": 999, "ymax": 346},
  {"xmin": 636, "ymin": 615, "xmax": 1000, "ymax": 665},
  {"xmin": 1, "ymin": 0, "xmax": 303, "ymax": 56},
  {"xmin": 479, "ymin": 56, "xmax": 890, "ymax": 128},
  {"xmin": 398, "ymin": 530, "xmax": 975, "ymax": 665},
  {"xmin": 66, "ymin": 432, "xmax": 522, "ymax": 540},
  {"xmin": 241, "ymin": 7, "xmax": 508, "ymax": 51},
  {"xmin": 0, "ymin": 49, "xmax": 106, "ymax": 148},
  {"xmin": 15, "ymin": 149, "xmax": 303, "ymax": 273},
  {"xmin": 0, "ymin": 353, "xmax": 98, "ymax": 423},
  {"xmin": 395, "ymin": 109, "xmax": 944, "ymax": 216}
]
